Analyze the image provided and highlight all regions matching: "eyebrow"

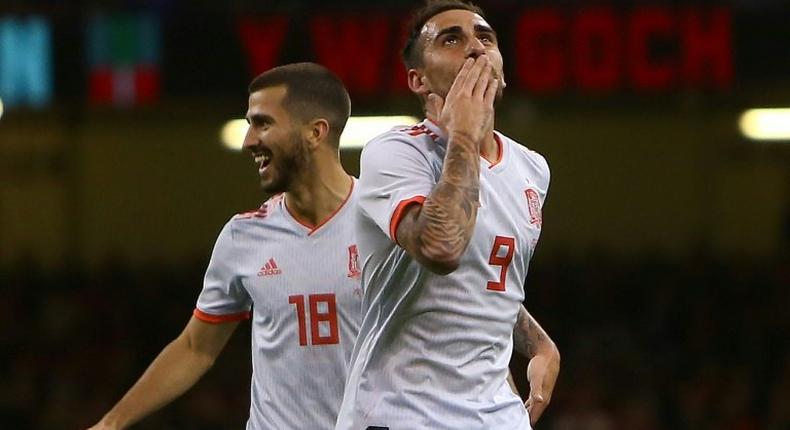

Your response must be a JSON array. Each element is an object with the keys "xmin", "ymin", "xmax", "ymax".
[
  {"xmin": 435, "ymin": 25, "xmax": 463, "ymax": 40},
  {"xmin": 434, "ymin": 24, "xmax": 498, "ymax": 41},
  {"xmin": 246, "ymin": 113, "xmax": 275, "ymax": 125},
  {"xmin": 475, "ymin": 24, "xmax": 497, "ymax": 39}
]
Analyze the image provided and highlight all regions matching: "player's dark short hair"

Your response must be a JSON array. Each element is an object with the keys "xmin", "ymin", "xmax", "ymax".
[
  {"xmin": 248, "ymin": 62, "xmax": 351, "ymax": 146},
  {"xmin": 402, "ymin": 0, "xmax": 485, "ymax": 70}
]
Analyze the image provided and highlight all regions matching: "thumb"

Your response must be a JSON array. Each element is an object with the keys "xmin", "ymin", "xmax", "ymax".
[
  {"xmin": 529, "ymin": 381, "xmax": 545, "ymax": 403},
  {"xmin": 426, "ymin": 93, "xmax": 444, "ymax": 122}
]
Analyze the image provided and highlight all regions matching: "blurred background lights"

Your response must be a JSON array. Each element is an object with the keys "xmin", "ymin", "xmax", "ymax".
[
  {"xmin": 739, "ymin": 108, "xmax": 790, "ymax": 141},
  {"xmin": 221, "ymin": 116, "xmax": 420, "ymax": 151},
  {"xmin": 221, "ymin": 119, "xmax": 248, "ymax": 151},
  {"xmin": 339, "ymin": 116, "xmax": 420, "ymax": 150}
]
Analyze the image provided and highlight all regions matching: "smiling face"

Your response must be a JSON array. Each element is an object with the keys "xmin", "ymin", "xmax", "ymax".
[
  {"xmin": 242, "ymin": 85, "xmax": 309, "ymax": 194},
  {"xmin": 409, "ymin": 9, "xmax": 506, "ymax": 102}
]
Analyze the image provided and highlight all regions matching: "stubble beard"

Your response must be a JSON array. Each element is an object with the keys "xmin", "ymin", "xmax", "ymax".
[{"xmin": 260, "ymin": 131, "xmax": 311, "ymax": 195}]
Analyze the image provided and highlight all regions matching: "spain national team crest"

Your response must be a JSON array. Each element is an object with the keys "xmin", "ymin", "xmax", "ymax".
[
  {"xmin": 347, "ymin": 244, "xmax": 361, "ymax": 279},
  {"xmin": 525, "ymin": 188, "xmax": 542, "ymax": 227}
]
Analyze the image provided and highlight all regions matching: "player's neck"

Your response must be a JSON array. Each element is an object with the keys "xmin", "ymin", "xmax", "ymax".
[
  {"xmin": 480, "ymin": 134, "xmax": 500, "ymax": 165},
  {"xmin": 284, "ymin": 157, "xmax": 352, "ymax": 227}
]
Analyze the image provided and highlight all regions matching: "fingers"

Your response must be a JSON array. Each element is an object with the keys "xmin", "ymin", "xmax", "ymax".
[
  {"xmin": 529, "ymin": 380, "xmax": 545, "ymax": 405},
  {"xmin": 483, "ymin": 76, "xmax": 498, "ymax": 106},
  {"xmin": 461, "ymin": 55, "xmax": 488, "ymax": 95},
  {"xmin": 472, "ymin": 62, "xmax": 493, "ymax": 99},
  {"xmin": 527, "ymin": 392, "xmax": 547, "ymax": 426},
  {"xmin": 448, "ymin": 56, "xmax": 496, "ymax": 103},
  {"xmin": 529, "ymin": 405, "xmax": 545, "ymax": 426},
  {"xmin": 446, "ymin": 58, "xmax": 474, "ymax": 100}
]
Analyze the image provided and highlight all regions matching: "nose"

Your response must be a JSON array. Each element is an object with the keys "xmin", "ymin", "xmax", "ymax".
[
  {"xmin": 466, "ymin": 38, "xmax": 486, "ymax": 59},
  {"xmin": 242, "ymin": 125, "xmax": 256, "ymax": 151}
]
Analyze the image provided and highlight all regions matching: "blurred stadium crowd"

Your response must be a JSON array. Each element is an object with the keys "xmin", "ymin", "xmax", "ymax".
[{"xmin": 2, "ymin": 253, "xmax": 787, "ymax": 429}]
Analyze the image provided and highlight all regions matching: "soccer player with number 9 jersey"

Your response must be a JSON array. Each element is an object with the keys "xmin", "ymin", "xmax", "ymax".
[{"xmin": 336, "ymin": 1, "xmax": 561, "ymax": 429}]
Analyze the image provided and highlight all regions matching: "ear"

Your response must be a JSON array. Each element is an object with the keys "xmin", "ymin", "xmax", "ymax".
[
  {"xmin": 407, "ymin": 69, "xmax": 430, "ymax": 96},
  {"xmin": 304, "ymin": 118, "xmax": 330, "ymax": 150}
]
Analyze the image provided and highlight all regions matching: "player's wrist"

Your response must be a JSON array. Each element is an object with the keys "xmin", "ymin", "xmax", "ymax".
[{"xmin": 447, "ymin": 130, "xmax": 482, "ymax": 151}]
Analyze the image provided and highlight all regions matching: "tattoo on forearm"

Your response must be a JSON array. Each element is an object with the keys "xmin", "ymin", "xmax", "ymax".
[
  {"xmin": 417, "ymin": 137, "xmax": 480, "ymax": 259},
  {"xmin": 513, "ymin": 308, "xmax": 535, "ymax": 357},
  {"xmin": 514, "ymin": 306, "xmax": 548, "ymax": 358}
]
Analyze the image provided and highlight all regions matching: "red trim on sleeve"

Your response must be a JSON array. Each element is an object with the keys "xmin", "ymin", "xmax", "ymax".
[
  {"xmin": 193, "ymin": 308, "xmax": 251, "ymax": 324},
  {"xmin": 389, "ymin": 196, "xmax": 426, "ymax": 245}
]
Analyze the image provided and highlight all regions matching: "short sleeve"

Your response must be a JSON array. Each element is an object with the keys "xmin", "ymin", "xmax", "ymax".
[
  {"xmin": 358, "ymin": 133, "xmax": 437, "ymax": 245},
  {"xmin": 535, "ymin": 151, "xmax": 550, "ymax": 205},
  {"xmin": 194, "ymin": 221, "xmax": 252, "ymax": 323}
]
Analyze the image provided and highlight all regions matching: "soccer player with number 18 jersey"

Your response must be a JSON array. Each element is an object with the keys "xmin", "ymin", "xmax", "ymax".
[{"xmin": 88, "ymin": 63, "xmax": 362, "ymax": 430}]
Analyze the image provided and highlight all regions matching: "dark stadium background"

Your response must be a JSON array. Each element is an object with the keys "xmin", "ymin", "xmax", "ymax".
[{"xmin": 1, "ymin": 0, "xmax": 788, "ymax": 428}]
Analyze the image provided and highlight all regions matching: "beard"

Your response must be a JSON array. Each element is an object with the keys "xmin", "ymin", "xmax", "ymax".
[{"xmin": 260, "ymin": 130, "xmax": 311, "ymax": 194}]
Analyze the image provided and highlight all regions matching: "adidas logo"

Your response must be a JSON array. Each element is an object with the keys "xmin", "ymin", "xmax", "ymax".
[{"xmin": 257, "ymin": 258, "xmax": 282, "ymax": 276}]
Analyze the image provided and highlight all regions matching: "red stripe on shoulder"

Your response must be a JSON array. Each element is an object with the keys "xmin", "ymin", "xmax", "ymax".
[
  {"xmin": 398, "ymin": 125, "xmax": 438, "ymax": 142},
  {"xmin": 399, "ymin": 125, "xmax": 420, "ymax": 133},
  {"xmin": 193, "ymin": 308, "xmax": 250, "ymax": 324},
  {"xmin": 236, "ymin": 194, "xmax": 284, "ymax": 220},
  {"xmin": 389, "ymin": 195, "xmax": 426, "ymax": 245},
  {"xmin": 235, "ymin": 207, "xmax": 268, "ymax": 219}
]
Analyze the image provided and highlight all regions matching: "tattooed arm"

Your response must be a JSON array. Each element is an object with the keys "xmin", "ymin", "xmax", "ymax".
[
  {"xmin": 395, "ymin": 134, "xmax": 481, "ymax": 274},
  {"xmin": 513, "ymin": 305, "xmax": 556, "ymax": 358},
  {"xmin": 395, "ymin": 56, "xmax": 498, "ymax": 275},
  {"xmin": 513, "ymin": 305, "xmax": 560, "ymax": 425}
]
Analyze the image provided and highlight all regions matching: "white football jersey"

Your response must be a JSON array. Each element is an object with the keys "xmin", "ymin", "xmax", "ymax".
[
  {"xmin": 335, "ymin": 120, "xmax": 549, "ymax": 430},
  {"xmin": 195, "ymin": 180, "xmax": 363, "ymax": 430}
]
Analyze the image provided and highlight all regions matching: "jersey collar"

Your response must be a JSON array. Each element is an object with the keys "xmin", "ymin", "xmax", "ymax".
[
  {"xmin": 281, "ymin": 176, "xmax": 356, "ymax": 237},
  {"xmin": 422, "ymin": 118, "xmax": 506, "ymax": 170},
  {"xmin": 422, "ymin": 118, "xmax": 448, "ymax": 146}
]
